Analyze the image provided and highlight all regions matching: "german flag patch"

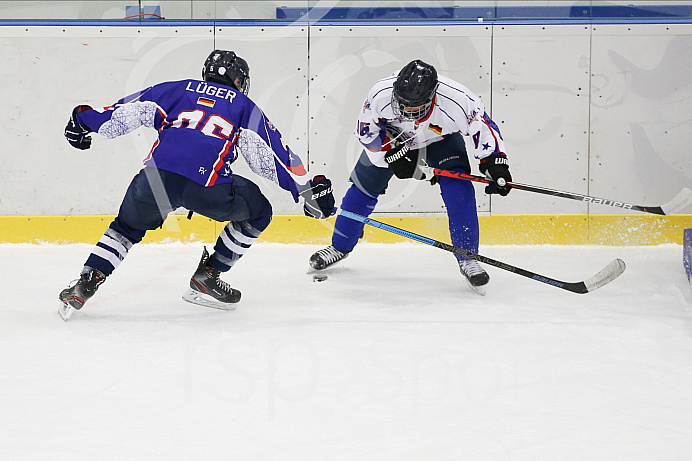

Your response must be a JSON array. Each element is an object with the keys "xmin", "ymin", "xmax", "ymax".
[
  {"xmin": 428, "ymin": 123, "xmax": 443, "ymax": 135},
  {"xmin": 197, "ymin": 97, "xmax": 216, "ymax": 108}
]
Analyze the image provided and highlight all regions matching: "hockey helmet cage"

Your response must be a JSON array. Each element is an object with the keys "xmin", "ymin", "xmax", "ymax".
[
  {"xmin": 202, "ymin": 50, "xmax": 250, "ymax": 95},
  {"xmin": 391, "ymin": 59, "xmax": 439, "ymax": 121}
]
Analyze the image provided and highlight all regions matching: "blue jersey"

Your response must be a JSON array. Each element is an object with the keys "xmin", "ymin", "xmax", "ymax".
[{"xmin": 78, "ymin": 79, "xmax": 309, "ymax": 202}]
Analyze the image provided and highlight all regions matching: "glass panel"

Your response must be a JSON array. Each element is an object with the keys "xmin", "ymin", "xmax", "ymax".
[
  {"xmin": 198, "ymin": 1, "xmax": 307, "ymax": 21},
  {"xmin": 0, "ymin": 1, "xmax": 690, "ymax": 22},
  {"xmin": 300, "ymin": 1, "xmax": 692, "ymax": 22},
  {"xmin": 0, "ymin": 1, "xmax": 312, "ymax": 21},
  {"xmin": 298, "ymin": 1, "xmax": 471, "ymax": 22},
  {"xmin": 0, "ymin": 1, "xmax": 132, "ymax": 20}
]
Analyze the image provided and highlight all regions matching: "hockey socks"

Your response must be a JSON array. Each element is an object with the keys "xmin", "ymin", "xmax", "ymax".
[
  {"xmin": 439, "ymin": 174, "xmax": 480, "ymax": 259},
  {"xmin": 332, "ymin": 185, "xmax": 378, "ymax": 253},
  {"xmin": 209, "ymin": 219, "xmax": 267, "ymax": 272},
  {"xmin": 83, "ymin": 219, "xmax": 140, "ymax": 276}
]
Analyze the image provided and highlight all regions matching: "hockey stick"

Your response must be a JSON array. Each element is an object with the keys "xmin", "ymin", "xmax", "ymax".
[
  {"xmin": 426, "ymin": 167, "xmax": 692, "ymax": 216},
  {"xmin": 339, "ymin": 210, "xmax": 625, "ymax": 294}
]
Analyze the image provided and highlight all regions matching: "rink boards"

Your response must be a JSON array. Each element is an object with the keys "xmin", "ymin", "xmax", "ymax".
[{"xmin": 1, "ymin": 214, "xmax": 690, "ymax": 246}]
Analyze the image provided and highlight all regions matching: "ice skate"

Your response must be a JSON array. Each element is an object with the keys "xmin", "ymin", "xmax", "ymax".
[
  {"xmin": 58, "ymin": 268, "xmax": 107, "ymax": 321},
  {"xmin": 459, "ymin": 259, "xmax": 490, "ymax": 296},
  {"xmin": 182, "ymin": 247, "xmax": 240, "ymax": 310},
  {"xmin": 309, "ymin": 245, "xmax": 350, "ymax": 270}
]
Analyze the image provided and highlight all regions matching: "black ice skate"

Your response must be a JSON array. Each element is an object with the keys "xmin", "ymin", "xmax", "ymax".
[
  {"xmin": 182, "ymin": 247, "xmax": 241, "ymax": 310},
  {"xmin": 309, "ymin": 245, "xmax": 350, "ymax": 270},
  {"xmin": 58, "ymin": 268, "xmax": 107, "ymax": 321},
  {"xmin": 459, "ymin": 259, "xmax": 490, "ymax": 296}
]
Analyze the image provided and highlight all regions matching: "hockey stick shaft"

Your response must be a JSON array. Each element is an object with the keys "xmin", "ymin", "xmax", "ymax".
[
  {"xmin": 339, "ymin": 210, "xmax": 625, "ymax": 294},
  {"xmin": 430, "ymin": 168, "xmax": 692, "ymax": 215}
]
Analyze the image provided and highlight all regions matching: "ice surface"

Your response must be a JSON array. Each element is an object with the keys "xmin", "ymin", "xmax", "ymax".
[{"xmin": 1, "ymin": 242, "xmax": 691, "ymax": 460}]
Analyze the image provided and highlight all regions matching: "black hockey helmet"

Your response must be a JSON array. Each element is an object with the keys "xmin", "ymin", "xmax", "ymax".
[
  {"xmin": 202, "ymin": 50, "xmax": 250, "ymax": 95},
  {"xmin": 391, "ymin": 59, "xmax": 439, "ymax": 121}
]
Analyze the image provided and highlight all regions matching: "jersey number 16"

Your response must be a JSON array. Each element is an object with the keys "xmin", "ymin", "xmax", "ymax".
[{"xmin": 172, "ymin": 109, "xmax": 235, "ymax": 140}]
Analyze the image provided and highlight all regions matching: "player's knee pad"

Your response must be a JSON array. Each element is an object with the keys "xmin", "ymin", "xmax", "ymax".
[
  {"xmin": 331, "ymin": 185, "xmax": 378, "ymax": 253},
  {"xmin": 439, "ymin": 175, "xmax": 477, "ymax": 209},
  {"xmin": 246, "ymin": 199, "xmax": 272, "ymax": 233},
  {"xmin": 109, "ymin": 217, "xmax": 146, "ymax": 244},
  {"xmin": 439, "ymin": 176, "xmax": 479, "ymax": 255}
]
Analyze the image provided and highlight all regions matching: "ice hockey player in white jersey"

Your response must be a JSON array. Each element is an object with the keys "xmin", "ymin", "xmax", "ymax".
[{"xmin": 309, "ymin": 59, "xmax": 512, "ymax": 294}]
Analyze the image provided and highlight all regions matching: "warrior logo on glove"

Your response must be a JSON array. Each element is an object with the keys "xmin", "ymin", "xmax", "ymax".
[
  {"xmin": 384, "ymin": 143, "xmax": 427, "ymax": 180},
  {"xmin": 479, "ymin": 153, "xmax": 512, "ymax": 196}
]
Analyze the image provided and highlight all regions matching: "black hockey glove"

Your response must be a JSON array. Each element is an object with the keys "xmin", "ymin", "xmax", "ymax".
[
  {"xmin": 301, "ymin": 175, "xmax": 336, "ymax": 219},
  {"xmin": 384, "ymin": 143, "xmax": 426, "ymax": 180},
  {"xmin": 479, "ymin": 153, "xmax": 512, "ymax": 196},
  {"xmin": 64, "ymin": 105, "xmax": 93, "ymax": 150}
]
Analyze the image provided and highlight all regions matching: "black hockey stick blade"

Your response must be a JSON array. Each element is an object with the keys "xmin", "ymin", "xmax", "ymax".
[{"xmin": 340, "ymin": 210, "xmax": 626, "ymax": 294}]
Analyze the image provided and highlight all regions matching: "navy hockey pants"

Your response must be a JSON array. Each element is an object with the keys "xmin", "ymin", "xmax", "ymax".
[
  {"xmin": 84, "ymin": 167, "xmax": 272, "ymax": 276},
  {"xmin": 332, "ymin": 132, "xmax": 480, "ymax": 261}
]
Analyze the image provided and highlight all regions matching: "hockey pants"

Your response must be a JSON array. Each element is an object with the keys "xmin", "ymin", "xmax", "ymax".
[
  {"xmin": 84, "ymin": 167, "xmax": 272, "ymax": 276},
  {"xmin": 332, "ymin": 133, "xmax": 480, "ymax": 261}
]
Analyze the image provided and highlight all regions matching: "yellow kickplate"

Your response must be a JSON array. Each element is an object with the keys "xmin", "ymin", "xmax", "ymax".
[{"xmin": 0, "ymin": 214, "xmax": 690, "ymax": 245}]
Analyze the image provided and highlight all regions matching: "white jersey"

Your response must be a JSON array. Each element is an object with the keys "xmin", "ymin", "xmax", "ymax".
[{"xmin": 356, "ymin": 73, "xmax": 506, "ymax": 168}]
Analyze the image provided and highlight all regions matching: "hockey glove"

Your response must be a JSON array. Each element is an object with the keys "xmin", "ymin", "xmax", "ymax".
[
  {"xmin": 301, "ymin": 175, "xmax": 336, "ymax": 219},
  {"xmin": 479, "ymin": 153, "xmax": 512, "ymax": 196},
  {"xmin": 64, "ymin": 105, "xmax": 93, "ymax": 150},
  {"xmin": 384, "ymin": 143, "xmax": 426, "ymax": 180}
]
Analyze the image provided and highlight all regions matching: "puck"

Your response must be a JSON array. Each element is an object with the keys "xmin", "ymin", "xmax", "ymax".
[{"xmin": 312, "ymin": 275, "xmax": 328, "ymax": 282}]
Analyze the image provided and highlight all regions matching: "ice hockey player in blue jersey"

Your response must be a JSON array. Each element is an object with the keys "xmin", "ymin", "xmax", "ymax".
[
  {"xmin": 309, "ymin": 59, "xmax": 512, "ymax": 295},
  {"xmin": 59, "ymin": 50, "xmax": 336, "ymax": 320}
]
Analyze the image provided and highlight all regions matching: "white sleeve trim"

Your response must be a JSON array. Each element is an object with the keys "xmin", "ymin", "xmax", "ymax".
[
  {"xmin": 235, "ymin": 128, "xmax": 279, "ymax": 184},
  {"xmin": 97, "ymin": 101, "xmax": 160, "ymax": 139}
]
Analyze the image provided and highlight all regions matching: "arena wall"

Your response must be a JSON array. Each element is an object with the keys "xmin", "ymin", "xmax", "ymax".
[{"xmin": 1, "ymin": 15, "xmax": 690, "ymax": 244}]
